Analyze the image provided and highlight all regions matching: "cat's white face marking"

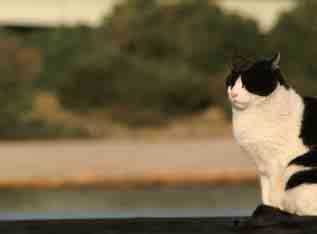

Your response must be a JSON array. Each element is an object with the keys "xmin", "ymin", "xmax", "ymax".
[{"xmin": 227, "ymin": 76, "xmax": 264, "ymax": 110}]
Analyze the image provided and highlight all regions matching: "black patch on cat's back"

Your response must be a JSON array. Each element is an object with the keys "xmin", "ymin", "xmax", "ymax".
[
  {"xmin": 285, "ymin": 169, "xmax": 317, "ymax": 190},
  {"xmin": 288, "ymin": 151, "xmax": 317, "ymax": 167},
  {"xmin": 300, "ymin": 96, "xmax": 317, "ymax": 147}
]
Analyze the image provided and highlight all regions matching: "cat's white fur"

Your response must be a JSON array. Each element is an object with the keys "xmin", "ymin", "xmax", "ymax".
[{"xmin": 228, "ymin": 76, "xmax": 317, "ymax": 215}]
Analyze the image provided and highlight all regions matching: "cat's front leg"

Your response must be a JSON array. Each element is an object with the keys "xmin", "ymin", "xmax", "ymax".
[{"xmin": 260, "ymin": 176, "xmax": 270, "ymax": 205}]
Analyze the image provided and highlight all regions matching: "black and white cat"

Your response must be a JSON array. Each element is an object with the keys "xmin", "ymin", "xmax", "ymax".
[{"xmin": 226, "ymin": 53, "xmax": 317, "ymax": 215}]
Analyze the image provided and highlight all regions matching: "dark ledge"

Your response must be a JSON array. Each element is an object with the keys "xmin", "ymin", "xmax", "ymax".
[{"xmin": 1, "ymin": 206, "xmax": 317, "ymax": 234}]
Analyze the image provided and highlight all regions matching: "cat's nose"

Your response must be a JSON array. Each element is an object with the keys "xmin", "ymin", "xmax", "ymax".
[{"xmin": 230, "ymin": 91, "xmax": 238, "ymax": 98}]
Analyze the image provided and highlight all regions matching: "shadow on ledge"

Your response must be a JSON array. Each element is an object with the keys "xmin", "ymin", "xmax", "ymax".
[
  {"xmin": 0, "ymin": 206, "xmax": 316, "ymax": 234},
  {"xmin": 235, "ymin": 204, "xmax": 317, "ymax": 234}
]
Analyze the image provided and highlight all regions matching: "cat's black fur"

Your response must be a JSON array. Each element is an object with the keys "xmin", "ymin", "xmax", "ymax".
[
  {"xmin": 226, "ymin": 54, "xmax": 289, "ymax": 96},
  {"xmin": 286, "ymin": 168, "xmax": 317, "ymax": 190},
  {"xmin": 286, "ymin": 150, "xmax": 317, "ymax": 190},
  {"xmin": 287, "ymin": 96, "xmax": 317, "ymax": 189},
  {"xmin": 288, "ymin": 150, "xmax": 317, "ymax": 167},
  {"xmin": 300, "ymin": 97, "xmax": 317, "ymax": 148}
]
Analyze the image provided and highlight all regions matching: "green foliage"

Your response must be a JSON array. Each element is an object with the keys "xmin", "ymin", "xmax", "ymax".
[
  {"xmin": 0, "ymin": 36, "xmax": 37, "ymax": 136},
  {"xmin": 58, "ymin": 48, "xmax": 212, "ymax": 126},
  {"xmin": 0, "ymin": 119, "xmax": 89, "ymax": 140},
  {"xmin": 8, "ymin": 0, "xmax": 317, "ymax": 133},
  {"xmin": 269, "ymin": 0, "xmax": 317, "ymax": 95},
  {"xmin": 55, "ymin": 0, "xmax": 265, "ymax": 126},
  {"xmin": 0, "ymin": 34, "xmax": 88, "ymax": 139},
  {"xmin": 100, "ymin": 0, "xmax": 264, "ymax": 74},
  {"xmin": 26, "ymin": 26, "xmax": 94, "ymax": 89}
]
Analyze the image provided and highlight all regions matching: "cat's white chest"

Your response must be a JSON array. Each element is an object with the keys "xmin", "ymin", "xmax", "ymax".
[
  {"xmin": 233, "ymin": 108, "xmax": 282, "ymax": 170},
  {"xmin": 232, "ymin": 90, "xmax": 307, "ymax": 170}
]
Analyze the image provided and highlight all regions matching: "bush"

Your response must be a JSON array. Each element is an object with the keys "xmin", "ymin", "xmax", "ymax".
[
  {"xmin": 0, "ymin": 36, "xmax": 39, "ymax": 136},
  {"xmin": 100, "ymin": 0, "xmax": 264, "ymax": 75},
  {"xmin": 57, "ymin": 48, "xmax": 213, "ymax": 126},
  {"xmin": 25, "ymin": 26, "xmax": 94, "ymax": 90},
  {"xmin": 269, "ymin": 0, "xmax": 317, "ymax": 94},
  {"xmin": 0, "ymin": 0, "xmax": 269, "ymax": 130},
  {"xmin": 56, "ymin": 0, "xmax": 264, "ymax": 126}
]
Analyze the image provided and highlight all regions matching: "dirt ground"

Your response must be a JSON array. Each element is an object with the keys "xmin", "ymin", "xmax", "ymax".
[{"xmin": 0, "ymin": 137, "xmax": 256, "ymax": 188}]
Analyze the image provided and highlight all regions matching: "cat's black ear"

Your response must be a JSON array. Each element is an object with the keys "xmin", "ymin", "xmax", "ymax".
[{"xmin": 270, "ymin": 52, "xmax": 280, "ymax": 70}]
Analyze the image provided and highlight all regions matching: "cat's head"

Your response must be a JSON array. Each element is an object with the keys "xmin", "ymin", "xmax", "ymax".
[{"xmin": 226, "ymin": 53, "xmax": 289, "ymax": 110}]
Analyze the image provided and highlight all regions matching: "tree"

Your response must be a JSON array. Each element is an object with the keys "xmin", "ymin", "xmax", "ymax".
[
  {"xmin": 56, "ymin": 0, "xmax": 265, "ymax": 126},
  {"xmin": 99, "ymin": 0, "xmax": 264, "ymax": 74},
  {"xmin": 269, "ymin": 0, "xmax": 317, "ymax": 95},
  {"xmin": 0, "ymin": 36, "xmax": 40, "ymax": 137},
  {"xmin": 57, "ymin": 47, "xmax": 212, "ymax": 126},
  {"xmin": 26, "ymin": 26, "xmax": 94, "ymax": 90}
]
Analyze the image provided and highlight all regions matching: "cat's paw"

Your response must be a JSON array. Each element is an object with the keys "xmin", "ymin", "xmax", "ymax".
[
  {"xmin": 252, "ymin": 204, "xmax": 290, "ymax": 218},
  {"xmin": 246, "ymin": 204, "xmax": 291, "ymax": 227}
]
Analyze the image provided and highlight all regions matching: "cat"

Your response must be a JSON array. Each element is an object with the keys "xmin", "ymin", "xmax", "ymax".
[{"xmin": 226, "ymin": 53, "xmax": 317, "ymax": 215}]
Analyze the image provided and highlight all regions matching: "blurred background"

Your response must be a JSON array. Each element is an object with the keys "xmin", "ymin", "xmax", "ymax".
[{"xmin": 0, "ymin": 0, "xmax": 313, "ymax": 218}]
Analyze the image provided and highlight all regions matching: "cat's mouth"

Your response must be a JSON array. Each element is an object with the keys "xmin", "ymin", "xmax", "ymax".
[{"xmin": 230, "ymin": 99, "xmax": 249, "ymax": 110}]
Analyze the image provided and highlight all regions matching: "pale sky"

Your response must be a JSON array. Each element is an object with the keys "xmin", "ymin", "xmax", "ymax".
[
  {"xmin": 0, "ymin": 0, "xmax": 296, "ymax": 31},
  {"xmin": 0, "ymin": 0, "xmax": 120, "ymax": 26},
  {"xmin": 219, "ymin": 0, "xmax": 296, "ymax": 32}
]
